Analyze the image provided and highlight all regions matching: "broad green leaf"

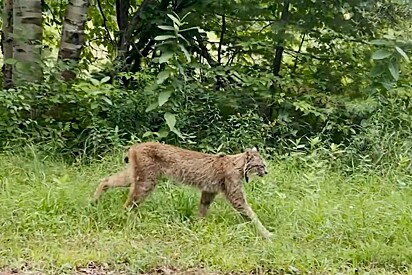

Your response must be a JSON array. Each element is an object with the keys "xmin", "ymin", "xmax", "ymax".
[
  {"xmin": 142, "ymin": 131, "xmax": 153, "ymax": 138},
  {"xmin": 154, "ymin": 35, "xmax": 176, "ymax": 41},
  {"xmin": 100, "ymin": 76, "xmax": 110, "ymax": 83},
  {"xmin": 158, "ymin": 90, "xmax": 172, "ymax": 106},
  {"xmin": 178, "ymin": 44, "xmax": 191, "ymax": 63},
  {"xmin": 172, "ymin": 128, "xmax": 184, "ymax": 139},
  {"xmin": 395, "ymin": 46, "xmax": 410, "ymax": 62},
  {"xmin": 145, "ymin": 102, "xmax": 158, "ymax": 112},
  {"xmin": 159, "ymin": 51, "xmax": 174, "ymax": 63},
  {"xmin": 102, "ymin": 96, "xmax": 112, "ymax": 105},
  {"xmin": 371, "ymin": 49, "xmax": 392, "ymax": 60},
  {"xmin": 369, "ymin": 65, "xmax": 384, "ymax": 77},
  {"xmin": 158, "ymin": 128, "xmax": 170, "ymax": 138},
  {"xmin": 144, "ymin": 83, "xmax": 158, "ymax": 93},
  {"xmin": 230, "ymin": 71, "xmax": 243, "ymax": 83},
  {"xmin": 167, "ymin": 13, "xmax": 181, "ymax": 26},
  {"xmin": 90, "ymin": 78, "xmax": 100, "ymax": 86},
  {"xmin": 369, "ymin": 39, "xmax": 391, "ymax": 46},
  {"xmin": 156, "ymin": 70, "xmax": 171, "ymax": 84},
  {"xmin": 388, "ymin": 61, "xmax": 399, "ymax": 81},
  {"xmin": 164, "ymin": 112, "xmax": 176, "ymax": 130},
  {"xmin": 381, "ymin": 82, "xmax": 394, "ymax": 91},
  {"xmin": 179, "ymin": 26, "xmax": 199, "ymax": 33},
  {"xmin": 158, "ymin": 25, "xmax": 175, "ymax": 31}
]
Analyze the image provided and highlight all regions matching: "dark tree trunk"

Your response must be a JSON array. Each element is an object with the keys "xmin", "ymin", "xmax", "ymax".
[
  {"xmin": 114, "ymin": 0, "xmax": 198, "ymax": 75},
  {"xmin": 272, "ymin": 0, "xmax": 290, "ymax": 77},
  {"xmin": 118, "ymin": 0, "xmax": 156, "ymax": 54},
  {"xmin": 267, "ymin": 0, "xmax": 290, "ymax": 121},
  {"xmin": 1, "ymin": 0, "xmax": 13, "ymax": 89},
  {"xmin": 116, "ymin": 0, "xmax": 130, "ymax": 49},
  {"xmin": 217, "ymin": 14, "xmax": 225, "ymax": 64}
]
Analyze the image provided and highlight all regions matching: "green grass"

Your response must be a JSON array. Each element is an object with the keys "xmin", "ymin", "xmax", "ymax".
[{"xmin": 1, "ymin": 149, "xmax": 412, "ymax": 274}]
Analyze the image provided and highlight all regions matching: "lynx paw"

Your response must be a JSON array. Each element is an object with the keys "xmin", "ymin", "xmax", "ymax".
[{"xmin": 261, "ymin": 230, "xmax": 274, "ymax": 241}]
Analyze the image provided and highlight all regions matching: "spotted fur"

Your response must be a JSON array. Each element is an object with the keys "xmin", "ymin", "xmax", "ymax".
[{"xmin": 93, "ymin": 142, "xmax": 273, "ymax": 239}]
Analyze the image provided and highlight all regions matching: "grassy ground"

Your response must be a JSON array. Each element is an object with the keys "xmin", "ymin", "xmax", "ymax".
[{"xmin": 0, "ymin": 149, "xmax": 412, "ymax": 274}]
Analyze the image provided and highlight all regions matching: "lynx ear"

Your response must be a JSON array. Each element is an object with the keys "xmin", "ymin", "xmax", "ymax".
[{"xmin": 245, "ymin": 147, "xmax": 258, "ymax": 156}]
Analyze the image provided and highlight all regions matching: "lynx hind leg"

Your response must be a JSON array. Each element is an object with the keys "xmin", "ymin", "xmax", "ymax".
[
  {"xmin": 93, "ymin": 170, "xmax": 131, "ymax": 202},
  {"xmin": 123, "ymin": 176, "xmax": 157, "ymax": 210},
  {"xmin": 198, "ymin": 192, "xmax": 217, "ymax": 217},
  {"xmin": 224, "ymin": 186, "xmax": 273, "ymax": 240}
]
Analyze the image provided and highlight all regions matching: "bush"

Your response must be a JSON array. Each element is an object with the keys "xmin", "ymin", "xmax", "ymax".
[{"xmin": 0, "ymin": 75, "xmax": 153, "ymax": 157}]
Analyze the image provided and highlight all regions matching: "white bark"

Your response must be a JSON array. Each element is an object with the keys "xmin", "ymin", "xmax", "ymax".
[
  {"xmin": 1, "ymin": 0, "xmax": 13, "ymax": 88},
  {"xmin": 58, "ymin": 0, "xmax": 89, "ymax": 81},
  {"xmin": 12, "ymin": 0, "xmax": 43, "ymax": 85}
]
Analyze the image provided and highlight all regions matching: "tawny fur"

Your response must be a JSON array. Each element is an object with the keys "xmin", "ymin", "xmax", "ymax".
[
  {"xmin": 93, "ymin": 142, "xmax": 273, "ymax": 239},
  {"xmin": 93, "ymin": 170, "xmax": 131, "ymax": 199}
]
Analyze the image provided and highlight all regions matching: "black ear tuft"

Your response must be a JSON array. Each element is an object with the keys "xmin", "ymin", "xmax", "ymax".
[
  {"xmin": 246, "ymin": 150, "xmax": 252, "ymax": 161},
  {"xmin": 124, "ymin": 156, "xmax": 129, "ymax": 163}
]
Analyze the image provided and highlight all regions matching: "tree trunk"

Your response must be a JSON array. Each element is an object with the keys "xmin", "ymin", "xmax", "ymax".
[
  {"xmin": 116, "ymin": 0, "xmax": 130, "ymax": 49},
  {"xmin": 272, "ymin": 0, "xmax": 290, "ymax": 77},
  {"xmin": 12, "ymin": 0, "xmax": 43, "ymax": 85},
  {"xmin": 118, "ymin": 0, "xmax": 155, "ymax": 54},
  {"xmin": 1, "ymin": 0, "xmax": 13, "ymax": 89},
  {"xmin": 267, "ymin": 0, "xmax": 290, "ymax": 121},
  {"xmin": 58, "ymin": 0, "xmax": 89, "ymax": 81}
]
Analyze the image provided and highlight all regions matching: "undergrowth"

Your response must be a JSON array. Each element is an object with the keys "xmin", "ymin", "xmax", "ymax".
[{"xmin": 0, "ymin": 148, "xmax": 412, "ymax": 274}]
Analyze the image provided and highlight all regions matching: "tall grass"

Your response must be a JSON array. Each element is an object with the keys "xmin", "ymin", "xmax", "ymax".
[{"xmin": 0, "ymin": 148, "xmax": 411, "ymax": 274}]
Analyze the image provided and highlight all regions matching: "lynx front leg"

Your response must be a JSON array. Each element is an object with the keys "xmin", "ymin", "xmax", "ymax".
[
  {"xmin": 93, "ymin": 171, "xmax": 131, "ymax": 202},
  {"xmin": 198, "ymin": 192, "xmax": 217, "ymax": 217},
  {"xmin": 124, "ymin": 180, "xmax": 137, "ymax": 209},
  {"xmin": 123, "ymin": 177, "xmax": 156, "ymax": 209},
  {"xmin": 224, "ymin": 187, "xmax": 273, "ymax": 240}
]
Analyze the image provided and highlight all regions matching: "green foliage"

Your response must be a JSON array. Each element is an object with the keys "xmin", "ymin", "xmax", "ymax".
[
  {"xmin": 143, "ymin": 12, "xmax": 201, "ymax": 140},
  {"xmin": 0, "ymin": 74, "xmax": 153, "ymax": 157},
  {"xmin": 347, "ymin": 91, "xmax": 412, "ymax": 172},
  {"xmin": 1, "ymin": 0, "xmax": 412, "ymax": 165}
]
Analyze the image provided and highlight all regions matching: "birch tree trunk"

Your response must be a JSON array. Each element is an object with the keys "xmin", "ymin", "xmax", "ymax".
[
  {"xmin": 58, "ymin": 0, "xmax": 89, "ymax": 81},
  {"xmin": 1, "ymin": 0, "xmax": 13, "ymax": 89},
  {"xmin": 12, "ymin": 0, "xmax": 43, "ymax": 85}
]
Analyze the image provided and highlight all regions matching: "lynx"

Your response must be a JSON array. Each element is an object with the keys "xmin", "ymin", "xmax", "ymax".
[{"xmin": 93, "ymin": 142, "xmax": 273, "ymax": 239}]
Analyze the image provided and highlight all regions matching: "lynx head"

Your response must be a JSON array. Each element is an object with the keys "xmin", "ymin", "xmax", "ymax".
[{"xmin": 244, "ymin": 147, "xmax": 267, "ymax": 183}]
